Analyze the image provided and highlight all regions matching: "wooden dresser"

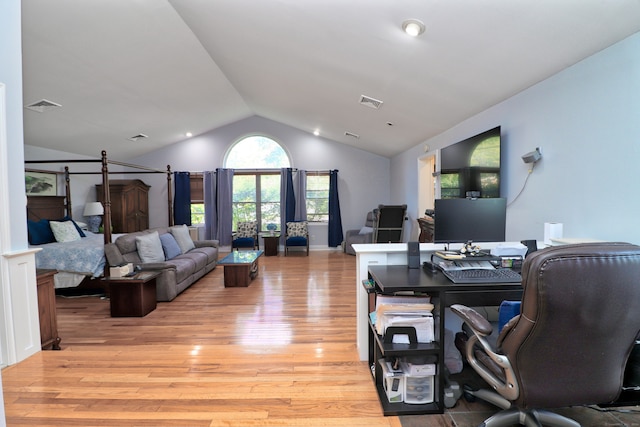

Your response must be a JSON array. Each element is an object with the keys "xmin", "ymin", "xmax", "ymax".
[
  {"xmin": 98, "ymin": 179, "xmax": 150, "ymax": 233},
  {"xmin": 36, "ymin": 269, "xmax": 61, "ymax": 350}
]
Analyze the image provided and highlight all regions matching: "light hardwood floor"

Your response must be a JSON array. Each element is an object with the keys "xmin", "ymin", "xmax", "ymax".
[
  {"xmin": 3, "ymin": 251, "xmax": 405, "ymax": 427},
  {"xmin": 3, "ymin": 251, "xmax": 638, "ymax": 426}
]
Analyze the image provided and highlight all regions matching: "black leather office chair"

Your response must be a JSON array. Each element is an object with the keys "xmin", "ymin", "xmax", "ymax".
[{"xmin": 452, "ymin": 242, "xmax": 640, "ymax": 427}]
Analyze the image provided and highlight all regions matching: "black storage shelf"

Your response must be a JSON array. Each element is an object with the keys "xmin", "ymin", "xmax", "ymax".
[
  {"xmin": 371, "ymin": 325, "xmax": 440, "ymax": 357},
  {"xmin": 366, "ymin": 274, "xmax": 444, "ymax": 416}
]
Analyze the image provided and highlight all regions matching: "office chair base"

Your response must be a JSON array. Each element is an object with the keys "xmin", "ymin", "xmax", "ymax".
[
  {"xmin": 464, "ymin": 387, "xmax": 580, "ymax": 427},
  {"xmin": 480, "ymin": 408, "xmax": 580, "ymax": 427}
]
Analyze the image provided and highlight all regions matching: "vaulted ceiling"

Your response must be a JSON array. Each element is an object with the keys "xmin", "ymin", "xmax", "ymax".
[{"xmin": 21, "ymin": 0, "xmax": 640, "ymax": 159}]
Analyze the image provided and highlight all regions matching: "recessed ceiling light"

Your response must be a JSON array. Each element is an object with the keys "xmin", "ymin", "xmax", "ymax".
[
  {"xmin": 186, "ymin": 132, "xmax": 193, "ymax": 137},
  {"xmin": 402, "ymin": 19, "xmax": 425, "ymax": 37},
  {"xmin": 313, "ymin": 129, "xmax": 320, "ymax": 136}
]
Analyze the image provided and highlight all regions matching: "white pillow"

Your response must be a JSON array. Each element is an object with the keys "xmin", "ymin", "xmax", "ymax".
[
  {"xmin": 359, "ymin": 226, "xmax": 374, "ymax": 235},
  {"xmin": 135, "ymin": 231, "xmax": 165, "ymax": 263},
  {"xmin": 170, "ymin": 225, "xmax": 195, "ymax": 254},
  {"xmin": 49, "ymin": 220, "xmax": 82, "ymax": 243}
]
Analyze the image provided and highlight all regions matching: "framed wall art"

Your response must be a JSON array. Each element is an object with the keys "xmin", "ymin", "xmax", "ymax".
[{"xmin": 25, "ymin": 171, "xmax": 57, "ymax": 196}]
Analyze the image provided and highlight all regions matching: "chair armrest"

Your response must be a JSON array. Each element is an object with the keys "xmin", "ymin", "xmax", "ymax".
[
  {"xmin": 451, "ymin": 304, "xmax": 493, "ymax": 336},
  {"xmin": 451, "ymin": 304, "xmax": 519, "ymax": 401},
  {"xmin": 104, "ymin": 243, "xmax": 125, "ymax": 267},
  {"xmin": 194, "ymin": 240, "xmax": 219, "ymax": 248},
  {"xmin": 345, "ymin": 229, "xmax": 360, "ymax": 239},
  {"xmin": 136, "ymin": 262, "xmax": 176, "ymax": 271}
]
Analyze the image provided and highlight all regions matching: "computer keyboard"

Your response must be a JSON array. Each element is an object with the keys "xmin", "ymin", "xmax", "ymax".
[{"xmin": 443, "ymin": 268, "xmax": 522, "ymax": 284}]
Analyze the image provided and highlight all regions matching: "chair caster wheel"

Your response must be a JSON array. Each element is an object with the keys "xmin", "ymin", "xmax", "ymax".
[{"xmin": 463, "ymin": 384, "xmax": 477, "ymax": 402}]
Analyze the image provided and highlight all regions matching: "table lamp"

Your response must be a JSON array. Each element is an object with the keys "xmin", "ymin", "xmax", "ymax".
[{"xmin": 83, "ymin": 202, "xmax": 104, "ymax": 233}]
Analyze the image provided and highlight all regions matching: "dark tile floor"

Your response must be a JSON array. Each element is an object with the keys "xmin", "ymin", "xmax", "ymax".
[{"xmin": 399, "ymin": 367, "xmax": 640, "ymax": 427}]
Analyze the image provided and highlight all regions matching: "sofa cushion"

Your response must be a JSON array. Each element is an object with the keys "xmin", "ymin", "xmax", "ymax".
[
  {"xmin": 286, "ymin": 236, "xmax": 307, "ymax": 246},
  {"xmin": 168, "ymin": 257, "xmax": 196, "ymax": 283},
  {"xmin": 136, "ymin": 231, "xmax": 165, "ymax": 263},
  {"xmin": 170, "ymin": 224, "xmax": 195, "ymax": 254},
  {"xmin": 179, "ymin": 250, "xmax": 208, "ymax": 271},
  {"xmin": 159, "ymin": 233, "xmax": 182, "ymax": 260},
  {"xmin": 190, "ymin": 246, "xmax": 218, "ymax": 264}
]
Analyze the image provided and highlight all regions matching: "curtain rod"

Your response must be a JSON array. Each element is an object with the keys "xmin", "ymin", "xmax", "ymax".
[
  {"xmin": 25, "ymin": 158, "xmax": 171, "ymax": 174},
  {"xmin": 184, "ymin": 168, "xmax": 337, "ymax": 174}
]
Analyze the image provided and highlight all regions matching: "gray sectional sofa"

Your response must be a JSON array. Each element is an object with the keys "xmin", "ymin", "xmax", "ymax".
[{"xmin": 104, "ymin": 225, "xmax": 219, "ymax": 302}]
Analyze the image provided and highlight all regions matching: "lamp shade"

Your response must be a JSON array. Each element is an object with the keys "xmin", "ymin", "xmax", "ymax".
[{"xmin": 83, "ymin": 202, "xmax": 104, "ymax": 216}]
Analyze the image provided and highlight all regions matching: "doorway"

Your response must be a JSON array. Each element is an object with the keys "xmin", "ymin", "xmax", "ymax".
[{"xmin": 418, "ymin": 152, "xmax": 437, "ymax": 218}]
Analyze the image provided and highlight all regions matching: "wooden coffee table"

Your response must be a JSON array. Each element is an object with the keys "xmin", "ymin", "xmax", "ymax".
[
  {"xmin": 218, "ymin": 250, "xmax": 264, "ymax": 287},
  {"xmin": 102, "ymin": 271, "xmax": 160, "ymax": 317}
]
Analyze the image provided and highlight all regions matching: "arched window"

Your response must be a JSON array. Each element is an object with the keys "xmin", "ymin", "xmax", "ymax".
[
  {"xmin": 225, "ymin": 135, "xmax": 290, "ymax": 168},
  {"xmin": 225, "ymin": 136, "xmax": 291, "ymax": 230}
]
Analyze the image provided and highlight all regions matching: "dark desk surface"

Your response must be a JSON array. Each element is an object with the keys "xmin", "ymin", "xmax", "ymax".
[{"xmin": 368, "ymin": 265, "xmax": 523, "ymax": 306}]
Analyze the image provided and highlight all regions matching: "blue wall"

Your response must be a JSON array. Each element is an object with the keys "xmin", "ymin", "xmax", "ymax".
[{"xmin": 392, "ymin": 32, "xmax": 640, "ymax": 245}]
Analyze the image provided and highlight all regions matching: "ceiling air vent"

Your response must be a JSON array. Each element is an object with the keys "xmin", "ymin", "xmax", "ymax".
[
  {"xmin": 127, "ymin": 133, "xmax": 149, "ymax": 142},
  {"xmin": 345, "ymin": 131, "xmax": 360, "ymax": 139},
  {"xmin": 359, "ymin": 95, "xmax": 383, "ymax": 109},
  {"xmin": 24, "ymin": 99, "xmax": 62, "ymax": 113}
]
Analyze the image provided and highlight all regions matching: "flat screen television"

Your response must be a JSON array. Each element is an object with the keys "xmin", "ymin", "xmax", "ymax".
[
  {"xmin": 440, "ymin": 126, "xmax": 501, "ymax": 198},
  {"xmin": 433, "ymin": 198, "xmax": 506, "ymax": 244}
]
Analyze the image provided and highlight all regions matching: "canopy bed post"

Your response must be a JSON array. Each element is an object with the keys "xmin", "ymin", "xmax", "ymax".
[
  {"xmin": 101, "ymin": 150, "xmax": 112, "ymax": 245},
  {"xmin": 167, "ymin": 165, "xmax": 174, "ymax": 226},
  {"xmin": 64, "ymin": 166, "xmax": 72, "ymax": 218}
]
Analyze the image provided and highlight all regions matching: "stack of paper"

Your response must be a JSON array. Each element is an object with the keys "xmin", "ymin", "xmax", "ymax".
[{"xmin": 375, "ymin": 296, "xmax": 434, "ymax": 343}]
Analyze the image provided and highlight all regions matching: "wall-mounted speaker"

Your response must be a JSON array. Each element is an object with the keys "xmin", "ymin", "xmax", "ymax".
[{"xmin": 408, "ymin": 241, "xmax": 420, "ymax": 269}]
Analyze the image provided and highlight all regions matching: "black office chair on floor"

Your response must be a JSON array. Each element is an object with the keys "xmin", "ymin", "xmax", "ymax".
[{"xmin": 452, "ymin": 242, "xmax": 640, "ymax": 427}]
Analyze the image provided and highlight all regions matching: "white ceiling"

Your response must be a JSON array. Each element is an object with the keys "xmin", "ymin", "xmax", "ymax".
[{"xmin": 21, "ymin": 0, "xmax": 640, "ymax": 159}]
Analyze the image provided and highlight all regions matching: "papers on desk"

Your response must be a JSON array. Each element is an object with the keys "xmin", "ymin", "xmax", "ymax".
[
  {"xmin": 375, "ymin": 296, "xmax": 434, "ymax": 344},
  {"xmin": 435, "ymin": 258, "xmax": 495, "ymax": 271}
]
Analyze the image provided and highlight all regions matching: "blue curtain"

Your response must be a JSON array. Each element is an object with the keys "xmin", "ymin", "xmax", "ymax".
[
  {"xmin": 174, "ymin": 172, "xmax": 191, "ymax": 226},
  {"xmin": 280, "ymin": 168, "xmax": 294, "ymax": 236},
  {"xmin": 203, "ymin": 169, "xmax": 233, "ymax": 245},
  {"xmin": 293, "ymin": 169, "xmax": 307, "ymax": 221},
  {"xmin": 328, "ymin": 170, "xmax": 343, "ymax": 247}
]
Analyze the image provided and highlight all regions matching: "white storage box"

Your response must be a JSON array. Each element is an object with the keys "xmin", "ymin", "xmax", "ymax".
[
  {"xmin": 379, "ymin": 359, "xmax": 404, "ymax": 403},
  {"xmin": 400, "ymin": 361, "xmax": 436, "ymax": 377},
  {"xmin": 109, "ymin": 263, "xmax": 133, "ymax": 277},
  {"xmin": 404, "ymin": 375, "xmax": 434, "ymax": 404}
]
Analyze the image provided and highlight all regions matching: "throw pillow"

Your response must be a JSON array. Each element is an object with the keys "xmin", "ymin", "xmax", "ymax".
[
  {"xmin": 287, "ymin": 221, "xmax": 308, "ymax": 237},
  {"xmin": 359, "ymin": 226, "xmax": 374, "ymax": 235},
  {"xmin": 170, "ymin": 224, "xmax": 196, "ymax": 254},
  {"xmin": 236, "ymin": 221, "xmax": 257, "ymax": 238},
  {"xmin": 135, "ymin": 231, "xmax": 165, "ymax": 263},
  {"xmin": 27, "ymin": 219, "xmax": 56, "ymax": 245},
  {"xmin": 60, "ymin": 216, "xmax": 87, "ymax": 237},
  {"xmin": 159, "ymin": 233, "xmax": 181, "ymax": 260},
  {"xmin": 49, "ymin": 220, "xmax": 82, "ymax": 243}
]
